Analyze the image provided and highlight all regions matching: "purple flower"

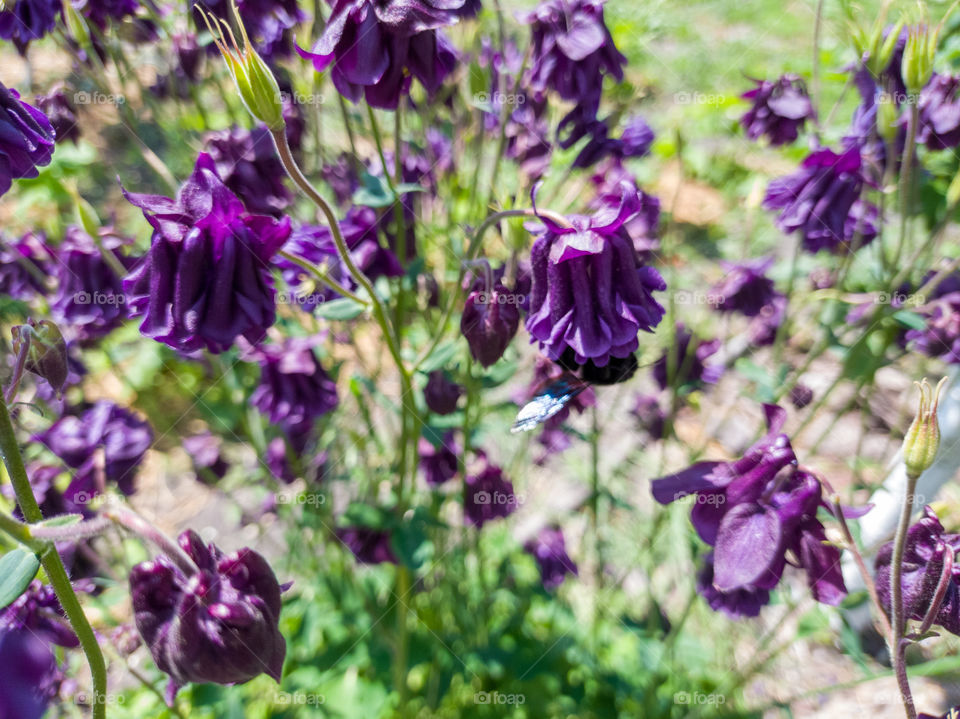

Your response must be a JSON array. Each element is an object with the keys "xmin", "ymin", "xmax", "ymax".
[
  {"xmin": 204, "ymin": 127, "xmax": 293, "ymax": 216},
  {"xmin": 569, "ymin": 114, "xmax": 654, "ymax": 168},
  {"xmin": 0, "ymin": 628, "xmax": 59, "ymax": 719},
  {"xmin": 122, "ymin": 152, "xmax": 291, "ymax": 354},
  {"xmin": 652, "ymin": 405, "xmax": 847, "ymax": 616},
  {"xmin": 423, "ymin": 371, "xmax": 463, "ymax": 414},
  {"xmin": 763, "ymin": 145, "xmax": 878, "ymax": 254},
  {"xmin": 905, "ymin": 273, "xmax": 960, "ymax": 363},
  {"xmin": 1, "ymin": 580, "xmax": 88, "ymax": 648},
  {"xmin": 521, "ymin": 0, "xmax": 626, "ymax": 118},
  {"xmin": 875, "ymin": 507, "xmax": 960, "ymax": 635},
  {"xmin": 0, "ymin": 83, "xmax": 55, "ymax": 197},
  {"xmin": 50, "ymin": 225, "xmax": 131, "ymax": 341},
  {"xmin": 464, "ymin": 455, "xmax": 517, "ymax": 527},
  {"xmin": 712, "ymin": 258, "xmax": 782, "ymax": 317},
  {"xmin": 589, "ymin": 159, "xmax": 661, "ymax": 255},
  {"xmin": 321, "ymin": 154, "xmax": 361, "ymax": 205},
  {"xmin": 297, "ymin": 0, "xmax": 462, "ymax": 110},
  {"xmin": 789, "ymin": 383, "xmax": 814, "ymax": 409},
  {"xmin": 174, "ymin": 32, "xmax": 204, "ymax": 82},
  {"xmin": 248, "ymin": 338, "xmax": 338, "ymax": 433},
  {"xmin": 696, "ymin": 552, "xmax": 769, "ymax": 618},
  {"xmin": 651, "ymin": 324, "xmax": 722, "ymax": 391},
  {"xmin": 184, "ymin": 432, "xmax": 229, "ymax": 483},
  {"xmin": 631, "ymin": 393, "xmax": 665, "ymax": 439},
  {"xmin": 0, "ymin": 0, "xmax": 60, "ymax": 54},
  {"xmin": 526, "ymin": 184, "xmax": 666, "ymax": 368},
  {"xmin": 524, "ymin": 526, "xmax": 577, "ymax": 588},
  {"xmin": 265, "ymin": 436, "xmax": 296, "ymax": 484},
  {"xmin": 419, "ymin": 430, "xmax": 458, "ymax": 486},
  {"xmin": 34, "ymin": 84, "xmax": 79, "ymax": 145},
  {"xmin": 337, "ymin": 526, "xmax": 398, "ymax": 564},
  {"xmin": 740, "ymin": 75, "xmax": 814, "ymax": 146},
  {"xmin": 747, "ymin": 295, "xmax": 786, "ymax": 347},
  {"xmin": 201, "ymin": 0, "xmax": 305, "ymax": 59},
  {"xmin": 34, "ymin": 400, "xmax": 153, "ymax": 503},
  {"xmin": 129, "ymin": 529, "xmax": 287, "ymax": 698},
  {"xmin": 505, "ymin": 96, "xmax": 553, "ymax": 180},
  {"xmin": 0, "ymin": 231, "xmax": 51, "ymax": 301},
  {"xmin": 76, "ymin": 0, "xmax": 141, "ymax": 30},
  {"xmin": 917, "ymin": 74, "xmax": 960, "ymax": 150},
  {"xmin": 461, "ymin": 272, "xmax": 524, "ymax": 368}
]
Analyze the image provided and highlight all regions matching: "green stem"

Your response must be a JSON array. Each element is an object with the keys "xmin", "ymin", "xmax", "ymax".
[
  {"xmin": 890, "ymin": 471, "xmax": 919, "ymax": 719},
  {"xmin": 0, "ymin": 400, "xmax": 108, "ymax": 719},
  {"xmin": 276, "ymin": 249, "xmax": 369, "ymax": 305},
  {"xmin": 891, "ymin": 102, "xmax": 919, "ymax": 274}
]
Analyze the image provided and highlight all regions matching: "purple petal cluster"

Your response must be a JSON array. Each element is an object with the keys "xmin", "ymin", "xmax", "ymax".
[
  {"xmin": 0, "ymin": 231, "xmax": 50, "ymax": 301},
  {"xmin": 740, "ymin": 75, "xmax": 814, "ymax": 145},
  {"xmin": 423, "ymin": 371, "xmax": 463, "ymax": 415},
  {"xmin": 524, "ymin": 526, "xmax": 577, "ymax": 589},
  {"xmin": 652, "ymin": 324, "xmax": 721, "ymax": 391},
  {"xmin": 204, "ymin": 127, "xmax": 293, "ymax": 216},
  {"xmin": 297, "ymin": 0, "xmax": 462, "ymax": 109},
  {"xmin": 631, "ymin": 393, "xmax": 665, "ymax": 439},
  {"xmin": 337, "ymin": 526, "xmax": 398, "ymax": 564},
  {"xmin": 763, "ymin": 145, "xmax": 878, "ymax": 254},
  {"xmin": 1, "ymin": 580, "xmax": 87, "ymax": 648},
  {"xmin": 917, "ymin": 73, "xmax": 960, "ymax": 150},
  {"xmin": 461, "ymin": 266, "xmax": 527, "ymax": 367},
  {"xmin": 526, "ymin": 184, "xmax": 666, "ymax": 367},
  {"xmin": 419, "ymin": 431, "xmax": 458, "ymax": 486},
  {"xmin": 652, "ymin": 405, "xmax": 846, "ymax": 617},
  {"xmin": 0, "ymin": 0, "xmax": 60, "ymax": 54},
  {"xmin": 122, "ymin": 152, "xmax": 291, "ymax": 354},
  {"xmin": 905, "ymin": 272, "xmax": 960, "ymax": 363},
  {"xmin": 589, "ymin": 159, "xmax": 661, "ymax": 255},
  {"xmin": 0, "ymin": 83, "xmax": 55, "ymax": 197},
  {"xmin": 711, "ymin": 258, "xmax": 787, "ymax": 345},
  {"xmin": 464, "ymin": 455, "xmax": 517, "ymax": 527},
  {"xmin": 129, "ymin": 529, "xmax": 286, "ymax": 697},
  {"xmin": 248, "ymin": 338, "xmax": 339, "ymax": 433},
  {"xmin": 569, "ymin": 114, "xmax": 654, "ymax": 169},
  {"xmin": 34, "ymin": 84, "xmax": 79, "ymax": 145},
  {"xmin": 184, "ymin": 431, "xmax": 229, "ymax": 483},
  {"xmin": 0, "ymin": 628, "xmax": 59, "ymax": 719}
]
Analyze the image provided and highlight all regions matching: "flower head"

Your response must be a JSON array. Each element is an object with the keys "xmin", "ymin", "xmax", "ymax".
[
  {"xmin": 902, "ymin": 377, "xmax": 947, "ymax": 479},
  {"xmin": 204, "ymin": 126, "xmax": 292, "ymax": 216},
  {"xmin": 0, "ymin": 82, "xmax": 55, "ymax": 197},
  {"xmin": 423, "ymin": 371, "xmax": 463, "ymax": 415},
  {"xmin": 460, "ymin": 268, "xmax": 525, "ymax": 368},
  {"xmin": 0, "ymin": 0, "xmax": 60, "ymax": 54},
  {"xmin": 34, "ymin": 84, "xmax": 79, "ymax": 145},
  {"xmin": 419, "ymin": 431, "xmax": 458, "ymax": 486},
  {"xmin": 184, "ymin": 431, "xmax": 230, "ymax": 483},
  {"xmin": 740, "ymin": 75, "xmax": 814, "ymax": 146},
  {"xmin": 129, "ymin": 530, "xmax": 286, "ymax": 698},
  {"xmin": 651, "ymin": 324, "xmax": 722, "ymax": 391},
  {"xmin": 917, "ymin": 74, "xmax": 960, "ymax": 150},
  {"xmin": 464, "ymin": 455, "xmax": 517, "ymax": 527},
  {"xmin": 336, "ymin": 526, "xmax": 398, "ymax": 564},
  {"xmin": 122, "ymin": 152, "xmax": 291, "ymax": 353},
  {"xmin": 712, "ymin": 258, "xmax": 781, "ymax": 317},
  {"xmin": 0, "ymin": 231, "xmax": 51, "ymax": 301},
  {"xmin": 524, "ymin": 526, "xmax": 577, "ymax": 589}
]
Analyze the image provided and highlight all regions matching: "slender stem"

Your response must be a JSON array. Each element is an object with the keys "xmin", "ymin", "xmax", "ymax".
[
  {"xmin": 0, "ymin": 509, "xmax": 35, "ymax": 547},
  {"xmin": 916, "ymin": 547, "xmax": 953, "ymax": 637},
  {"xmin": 589, "ymin": 404, "xmax": 601, "ymax": 638},
  {"xmin": 890, "ymin": 471, "xmax": 919, "ymax": 719},
  {"xmin": 104, "ymin": 506, "xmax": 198, "ymax": 576},
  {"xmin": 812, "ymin": 0, "xmax": 825, "ymax": 137},
  {"xmin": 0, "ymin": 399, "xmax": 108, "ymax": 719},
  {"xmin": 277, "ymin": 249, "xmax": 369, "ymax": 305},
  {"xmin": 891, "ymin": 102, "xmax": 919, "ymax": 274}
]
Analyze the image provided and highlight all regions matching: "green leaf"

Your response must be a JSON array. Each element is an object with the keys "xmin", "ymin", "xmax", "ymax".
[
  {"xmin": 0, "ymin": 548, "xmax": 41, "ymax": 609},
  {"xmin": 314, "ymin": 298, "xmax": 366, "ymax": 320},
  {"xmin": 418, "ymin": 340, "xmax": 459, "ymax": 373},
  {"xmin": 892, "ymin": 309, "xmax": 928, "ymax": 331}
]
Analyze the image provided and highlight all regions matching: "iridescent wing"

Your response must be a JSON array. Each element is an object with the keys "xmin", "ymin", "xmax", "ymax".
[{"xmin": 511, "ymin": 376, "xmax": 588, "ymax": 433}]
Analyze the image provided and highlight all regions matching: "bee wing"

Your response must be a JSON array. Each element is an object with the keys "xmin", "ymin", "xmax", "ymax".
[{"xmin": 511, "ymin": 377, "xmax": 587, "ymax": 433}]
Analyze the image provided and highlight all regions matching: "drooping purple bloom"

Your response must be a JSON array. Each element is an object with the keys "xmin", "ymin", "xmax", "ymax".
[
  {"xmin": 297, "ymin": 0, "xmax": 462, "ymax": 110},
  {"xmin": 129, "ymin": 529, "xmax": 287, "ymax": 698},
  {"xmin": 740, "ymin": 75, "xmax": 814, "ymax": 146},
  {"xmin": 0, "ymin": 0, "xmax": 60, "ymax": 54},
  {"xmin": 419, "ymin": 430, "xmax": 458, "ymax": 486},
  {"xmin": 524, "ymin": 526, "xmax": 577, "ymax": 589},
  {"xmin": 336, "ymin": 526, "xmax": 398, "ymax": 564},
  {"xmin": 505, "ymin": 95, "xmax": 553, "ymax": 180},
  {"xmin": 34, "ymin": 400, "xmax": 152, "ymax": 505},
  {"xmin": 203, "ymin": 127, "xmax": 293, "ymax": 216},
  {"xmin": 461, "ymin": 271, "xmax": 523, "ymax": 368},
  {"xmin": 590, "ymin": 159, "xmax": 661, "ymax": 255},
  {"xmin": 76, "ymin": 0, "xmax": 141, "ymax": 30},
  {"xmin": 652, "ymin": 405, "xmax": 848, "ymax": 616},
  {"xmin": 184, "ymin": 431, "xmax": 229, "ymax": 483},
  {"xmin": 875, "ymin": 506, "xmax": 960, "ymax": 635},
  {"xmin": 917, "ymin": 74, "xmax": 960, "ymax": 150},
  {"xmin": 905, "ymin": 272, "xmax": 960, "ymax": 364},
  {"xmin": 763, "ymin": 145, "xmax": 878, "ymax": 254},
  {"xmin": 248, "ymin": 338, "xmax": 339, "ymax": 434},
  {"xmin": 0, "ymin": 231, "xmax": 51, "ymax": 301},
  {"xmin": 50, "ymin": 225, "xmax": 131, "ymax": 341},
  {"xmin": 651, "ymin": 324, "xmax": 722, "ymax": 391},
  {"xmin": 789, "ymin": 383, "xmax": 814, "ymax": 409},
  {"xmin": 526, "ymin": 184, "xmax": 666, "ymax": 368},
  {"xmin": 464, "ymin": 455, "xmax": 517, "ymax": 527},
  {"xmin": 1, "ymin": 580, "xmax": 89, "ymax": 648},
  {"xmin": 0, "ymin": 628, "xmax": 59, "ymax": 719},
  {"xmin": 0, "ymin": 83, "xmax": 55, "ymax": 197},
  {"xmin": 423, "ymin": 371, "xmax": 463, "ymax": 415},
  {"xmin": 696, "ymin": 552, "xmax": 769, "ymax": 618},
  {"xmin": 121, "ymin": 152, "xmax": 291, "ymax": 354},
  {"xmin": 174, "ymin": 32, "xmax": 204, "ymax": 83},
  {"xmin": 712, "ymin": 258, "xmax": 782, "ymax": 317},
  {"xmin": 34, "ymin": 84, "xmax": 79, "ymax": 145},
  {"xmin": 521, "ymin": 0, "xmax": 626, "ymax": 119},
  {"xmin": 569, "ymin": 114, "xmax": 654, "ymax": 169},
  {"xmin": 747, "ymin": 295, "xmax": 786, "ymax": 347}
]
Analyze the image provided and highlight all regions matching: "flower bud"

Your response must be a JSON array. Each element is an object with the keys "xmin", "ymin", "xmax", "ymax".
[
  {"xmin": 198, "ymin": 1, "xmax": 285, "ymax": 132},
  {"xmin": 902, "ymin": 20, "xmax": 938, "ymax": 95},
  {"xmin": 902, "ymin": 377, "xmax": 947, "ymax": 479},
  {"xmin": 12, "ymin": 319, "xmax": 68, "ymax": 398},
  {"xmin": 876, "ymin": 93, "xmax": 900, "ymax": 142}
]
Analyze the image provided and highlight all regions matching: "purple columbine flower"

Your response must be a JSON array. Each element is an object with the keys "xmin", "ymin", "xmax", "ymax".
[
  {"xmin": 524, "ymin": 526, "xmax": 577, "ymax": 589},
  {"xmin": 763, "ymin": 145, "xmax": 878, "ymax": 254},
  {"xmin": 34, "ymin": 400, "xmax": 152, "ymax": 504},
  {"xmin": 464, "ymin": 455, "xmax": 517, "ymax": 527},
  {"xmin": 0, "ymin": 0, "xmax": 60, "ymax": 54},
  {"xmin": 423, "ymin": 371, "xmax": 463, "ymax": 415},
  {"xmin": 526, "ymin": 184, "xmax": 666, "ymax": 368},
  {"xmin": 875, "ymin": 506, "xmax": 960, "ymax": 635},
  {"xmin": 712, "ymin": 258, "xmax": 782, "ymax": 317},
  {"xmin": 184, "ymin": 431, "xmax": 229, "ymax": 483},
  {"xmin": 0, "ymin": 231, "xmax": 50, "ymax": 301},
  {"xmin": 296, "ymin": 0, "xmax": 462, "ymax": 110},
  {"xmin": 568, "ymin": 114, "xmax": 654, "ymax": 169},
  {"xmin": 1, "ymin": 580, "xmax": 90, "ymax": 648},
  {"xmin": 520, "ymin": 0, "xmax": 626, "ymax": 119},
  {"xmin": 917, "ymin": 74, "xmax": 960, "ymax": 150},
  {"xmin": 77, "ymin": 0, "xmax": 141, "ymax": 30},
  {"xmin": 651, "ymin": 324, "xmax": 722, "ymax": 391},
  {"xmin": 747, "ymin": 295, "xmax": 787, "ymax": 347},
  {"xmin": 204, "ymin": 127, "xmax": 293, "ymax": 216},
  {"xmin": 905, "ymin": 272, "xmax": 960, "ymax": 363},
  {"xmin": 336, "ymin": 526, "xmax": 398, "ymax": 564},
  {"xmin": 589, "ymin": 159, "xmax": 661, "ymax": 255},
  {"xmin": 695, "ymin": 552, "xmax": 770, "ymax": 618},
  {"xmin": 651, "ymin": 405, "xmax": 848, "ymax": 616},
  {"xmin": 34, "ymin": 84, "xmax": 79, "ymax": 145},
  {"xmin": 505, "ymin": 95, "xmax": 553, "ymax": 180},
  {"xmin": 740, "ymin": 75, "xmax": 814, "ymax": 146},
  {"xmin": 50, "ymin": 225, "xmax": 131, "ymax": 341},
  {"xmin": 419, "ymin": 430, "xmax": 458, "ymax": 486},
  {"xmin": 265, "ymin": 436, "xmax": 296, "ymax": 484},
  {"xmin": 129, "ymin": 529, "xmax": 287, "ymax": 699},
  {"xmin": 121, "ymin": 152, "xmax": 291, "ymax": 354},
  {"xmin": 0, "ymin": 82, "xmax": 55, "ymax": 197},
  {"xmin": 460, "ymin": 268, "xmax": 525, "ymax": 368},
  {"xmin": 248, "ymin": 338, "xmax": 339, "ymax": 434},
  {"xmin": 0, "ymin": 628, "xmax": 60, "ymax": 719}
]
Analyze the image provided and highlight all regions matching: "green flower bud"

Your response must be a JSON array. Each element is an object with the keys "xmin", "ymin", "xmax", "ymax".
[
  {"xmin": 902, "ymin": 377, "xmax": 947, "ymax": 479},
  {"xmin": 12, "ymin": 320, "xmax": 69, "ymax": 398},
  {"xmin": 198, "ymin": 1, "xmax": 285, "ymax": 132},
  {"xmin": 876, "ymin": 93, "xmax": 900, "ymax": 142},
  {"xmin": 902, "ymin": 20, "xmax": 938, "ymax": 96}
]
